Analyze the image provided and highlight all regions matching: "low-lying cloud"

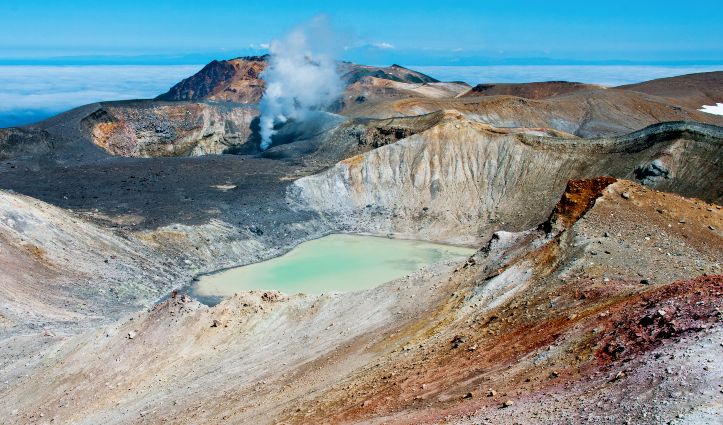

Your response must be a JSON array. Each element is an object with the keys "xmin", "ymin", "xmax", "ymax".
[
  {"xmin": 3, "ymin": 60, "xmax": 720, "ymax": 130},
  {"xmin": 412, "ymin": 65, "xmax": 723, "ymax": 86},
  {"xmin": 0, "ymin": 65, "xmax": 202, "ymax": 127}
]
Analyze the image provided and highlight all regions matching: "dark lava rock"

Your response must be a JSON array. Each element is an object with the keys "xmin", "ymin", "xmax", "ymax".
[{"xmin": 248, "ymin": 226, "xmax": 264, "ymax": 236}]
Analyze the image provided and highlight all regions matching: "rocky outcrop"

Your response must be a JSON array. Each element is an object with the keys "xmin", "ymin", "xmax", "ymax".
[
  {"xmin": 542, "ymin": 176, "xmax": 618, "ymax": 233},
  {"xmin": 80, "ymin": 101, "xmax": 259, "ymax": 157},
  {"xmin": 291, "ymin": 118, "xmax": 722, "ymax": 243},
  {"xmin": 0, "ymin": 127, "xmax": 53, "ymax": 160}
]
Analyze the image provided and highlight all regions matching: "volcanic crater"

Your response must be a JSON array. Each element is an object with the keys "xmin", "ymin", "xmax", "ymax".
[{"xmin": 0, "ymin": 59, "xmax": 721, "ymax": 424}]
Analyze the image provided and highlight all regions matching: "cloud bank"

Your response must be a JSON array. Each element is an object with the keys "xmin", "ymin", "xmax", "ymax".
[
  {"xmin": 0, "ymin": 65, "xmax": 202, "ymax": 127},
  {"xmin": 411, "ymin": 65, "xmax": 723, "ymax": 86}
]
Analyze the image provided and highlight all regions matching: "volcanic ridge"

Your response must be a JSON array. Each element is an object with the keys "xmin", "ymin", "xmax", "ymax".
[{"xmin": 0, "ymin": 57, "xmax": 721, "ymax": 424}]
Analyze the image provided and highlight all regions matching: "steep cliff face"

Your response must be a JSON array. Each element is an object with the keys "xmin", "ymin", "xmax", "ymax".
[
  {"xmin": 80, "ymin": 102, "xmax": 259, "ymax": 157},
  {"xmin": 292, "ymin": 117, "xmax": 722, "ymax": 243}
]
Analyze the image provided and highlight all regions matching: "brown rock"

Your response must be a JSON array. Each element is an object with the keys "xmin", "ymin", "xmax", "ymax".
[{"xmin": 451, "ymin": 335, "xmax": 466, "ymax": 349}]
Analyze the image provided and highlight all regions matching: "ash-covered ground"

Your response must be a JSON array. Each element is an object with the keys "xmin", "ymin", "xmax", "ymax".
[{"xmin": 0, "ymin": 65, "xmax": 721, "ymax": 424}]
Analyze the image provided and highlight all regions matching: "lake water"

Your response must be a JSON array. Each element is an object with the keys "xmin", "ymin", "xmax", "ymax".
[{"xmin": 191, "ymin": 234, "xmax": 475, "ymax": 301}]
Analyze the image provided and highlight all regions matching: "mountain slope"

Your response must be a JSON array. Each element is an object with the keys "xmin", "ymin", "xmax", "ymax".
[
  {"xmin": 1, "ymin": 178, "xmax": 719, "ymax": 425},
  {"xmin": 342, "ymin": 87, "xmax": 723, "ymax": 137},
  {"xmin": 339, "ymin": 62, "xmax": 439, "ymax": 84},
  {"xmin": 293, "ymin": 116, "xmax": 722, "ymax": 244},
  {"xmin": 458, "ymin": 81, "xmax": 602, "ymax": 99},
  {"xmin": 156, "ymin": 56, "xmax": 268, "ymax": 103},
  {"xmin": 156, "ymin": 56, "xmax": 440, "ymax": 105},
  {"xmin": 617, "ymin": 70, "xmax": 723, "ymax": 110}
]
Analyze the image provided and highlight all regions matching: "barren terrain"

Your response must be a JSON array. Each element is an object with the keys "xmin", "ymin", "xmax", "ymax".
[{"xmin": 0, "ymin": 62, "xmax": 721, "ymax": 424}]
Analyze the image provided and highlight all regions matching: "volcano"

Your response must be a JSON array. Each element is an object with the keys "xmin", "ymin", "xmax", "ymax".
[{"xmin": 0, "ymin": 59, "xmax": 721, "ymax": 424}]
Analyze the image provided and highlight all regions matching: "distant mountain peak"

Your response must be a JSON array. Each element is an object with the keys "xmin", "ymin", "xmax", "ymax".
[{"xmin": 157, "ymin": 57, "xmax": 439, "ymax": 103}]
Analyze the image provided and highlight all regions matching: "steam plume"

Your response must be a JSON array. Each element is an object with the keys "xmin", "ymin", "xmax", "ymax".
[{"xmin": 259, "ymin": 16, "xmax": 343, "ymax": 150}]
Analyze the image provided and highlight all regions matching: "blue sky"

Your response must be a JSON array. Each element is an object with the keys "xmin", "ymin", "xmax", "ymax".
[
  {"xmin": 1, "ymin": 0, "xmax": 722, "ymax": 65},
  {"xmin": 1, "ymin": 1, "xmax": 722, "ymax": 127}
]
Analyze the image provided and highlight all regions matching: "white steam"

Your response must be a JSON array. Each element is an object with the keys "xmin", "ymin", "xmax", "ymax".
[{"xmin": 259, "ymin": 17, "xmax": 343, "ymax": 150}]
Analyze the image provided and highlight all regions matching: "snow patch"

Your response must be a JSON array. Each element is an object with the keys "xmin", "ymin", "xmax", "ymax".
[{"xmin": 698, "ymin": 103, "xmax": 723, "ymax": 116}]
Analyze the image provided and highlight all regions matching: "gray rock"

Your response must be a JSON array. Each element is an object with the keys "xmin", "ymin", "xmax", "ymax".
[{"xmin": 635, "ymin": 159, "xmax": 670, "ymax": 185}]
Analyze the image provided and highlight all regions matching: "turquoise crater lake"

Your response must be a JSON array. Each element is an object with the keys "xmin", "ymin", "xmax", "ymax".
[{"xmin": 192, "ymin": 234, "xmax": 475, "ymax": 299}]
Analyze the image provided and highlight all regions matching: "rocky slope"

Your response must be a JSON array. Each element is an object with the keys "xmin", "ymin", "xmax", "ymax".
[
  {"xmin": 1, "ymin": 178, "xmax": 719, "ymax": 425},
  {"xmin": 456, "ymin": 72, "xmax": 723, "ymax": 108},
  {"xmin": 156, "ymin": 56, "xmax": 268, "ymax": 104},
  {"xmin": 338, "ymin": 78, "xmax": 470, "ymax": 112},
  {"xmin": 0, "ymin": 190, "xmax": 182, "ymax": 334},
  {"xmin": 0, "ymin": 64, "xmax": 722, "ymax": 424},
  {"xmin": 80, "ymin": 101, "xmax": 260, "ymax": 157},
  {"xmin": 0, "ymin": 127, "xmax": 53, "ymax": 161},
  {"xmin": 156, "ymin": 56, "xmax": 440, "ymax": 105},
  {"xmin": 343, "ymin": 88, "xmax": 723, "ymax": 137},
  {"xmin": 293, "ymin": 114, "xmax": 722, "ymax": 243}
]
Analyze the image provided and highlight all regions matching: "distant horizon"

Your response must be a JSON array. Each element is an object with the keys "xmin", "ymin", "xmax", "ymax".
[
  {"xmin": 2, "ymin": 63, "xmax": 721, "ymax": 128},
  {"xmin": 2, "ymin": 0, "xmax": 721, "ymax": 129}
]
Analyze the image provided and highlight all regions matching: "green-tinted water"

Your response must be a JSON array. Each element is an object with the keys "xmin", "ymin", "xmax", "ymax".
[{"xmin": 192, "ymin": 234, "xmax": 475, "ymax": 298}]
